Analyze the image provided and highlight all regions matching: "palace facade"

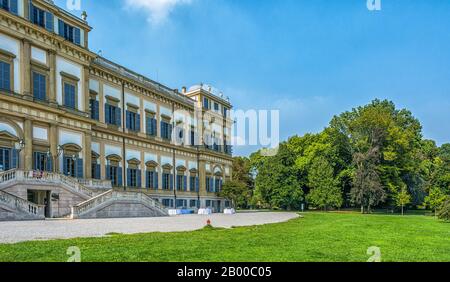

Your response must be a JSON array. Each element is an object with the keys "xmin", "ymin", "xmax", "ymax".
[{"xmin": 0, "ymin": 0, "xmax": 233, "ymax": 220}]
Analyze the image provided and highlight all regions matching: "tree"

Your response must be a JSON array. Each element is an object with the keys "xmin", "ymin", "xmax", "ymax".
[
  {"xmin": 306, "ymin": 157, "xmax": 343, "ymax": 210},
  {"xmin": 437, "ymin": 197, "xmax": 450, "ymax": 222},
  {"xmin": 424, "ymin": 187, "xmax": 447, "ymax": 217},
  {"xmin": 394, "ymin": 184, "xmax": 411, "ymax": 215},
  {"xmin": 251, "ymin": 143, "xmax": 304, "ymax": 210},
  {"xmin": 218, "ymin": 180, "xmax": 248, "ymax": 209},
  {"xmin": 231, "ymin": 157, "xmax": 255, "ymax": 208}
]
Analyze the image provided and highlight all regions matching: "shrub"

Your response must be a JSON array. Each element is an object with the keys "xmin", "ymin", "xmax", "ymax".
[{"xmin": 437, "ymin": 197, "xmax": 450, "ymax": 222}]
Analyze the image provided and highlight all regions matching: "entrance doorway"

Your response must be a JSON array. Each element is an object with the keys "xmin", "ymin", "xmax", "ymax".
[
  {"xmin": 0, "ymin": 147, "xmax": 11, "ymax": 172},
  {"xmin": 27, "ymin": 190, "xmax": 51, "ymax": 218}
]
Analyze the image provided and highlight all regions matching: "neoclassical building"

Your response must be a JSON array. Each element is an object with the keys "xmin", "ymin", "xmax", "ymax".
[{"xmin": 0, "ymin": 0, "xmax": 233, "ymax": 220}]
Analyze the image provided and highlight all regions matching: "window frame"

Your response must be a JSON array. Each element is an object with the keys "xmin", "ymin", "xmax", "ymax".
[
  {"xmin": 0, "ymin": 50, "xmax": 15, "ymax": 93},
  {"xmin": 61, "ymin": 72, "xmax": 79, "ymax": 110},
  {"xmin": 31, "ymin": 61, "xmax": 49, "ymax": 102}
]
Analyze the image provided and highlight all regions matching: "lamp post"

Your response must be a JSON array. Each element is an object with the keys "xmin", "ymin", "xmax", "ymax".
[
  {"xmin": 72, "ymin": 154, "xmax": 77, "ymax": 177},
  {"xmin": 54, "ymin": 145, "xmax": 63, "ymax": 173},
  {"xmin": 14, "ymin": 139, "xmax": 25, "ymax": 169},
  {"xmin": 46, "ymin": 149, "xmax": 51, "ymax": 172}
]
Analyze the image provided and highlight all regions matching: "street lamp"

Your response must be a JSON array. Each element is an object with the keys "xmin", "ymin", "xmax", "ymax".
[
  {"xmin": 72, "ymin": 154, "xmax": 77, "ymax": 177},
  {"xmin": 14, "ymin": 139, "xmax": 25, "ymax": 169},
  {"xmin": 46, "ymin": 149, "xmax": 51, "ymax": 172},
  {"xmin": 53, "ymin": 145, "xmax": 64, "ymax": 173}
]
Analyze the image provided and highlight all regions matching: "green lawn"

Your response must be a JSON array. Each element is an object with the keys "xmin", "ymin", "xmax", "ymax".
[{"xmin": 0, "ymin": 212, "xmax": 449, "ymax": 262}]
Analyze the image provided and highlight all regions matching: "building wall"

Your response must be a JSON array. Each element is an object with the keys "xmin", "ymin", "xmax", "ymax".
[{"xmin": 0, "ymin": 1, "xmax": 232, "ymax": 211}]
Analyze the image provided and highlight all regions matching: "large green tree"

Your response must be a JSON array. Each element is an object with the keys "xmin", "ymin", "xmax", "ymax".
[
  {"xmin": 306, "ymin": 157, "xmax": 343, "ymax": 210},
  {"xmin": 251, "ymin": 143, "xmax": 304, "ymax": 210}
]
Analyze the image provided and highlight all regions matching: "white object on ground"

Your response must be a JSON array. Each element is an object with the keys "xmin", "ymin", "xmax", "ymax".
[
  {"xmin": 197, "ymin": 208, "xmax": 213, "ymax": 215},
  {"xmin": 224, "ymin": 208, "xmax": 236, "ymax": 214}
]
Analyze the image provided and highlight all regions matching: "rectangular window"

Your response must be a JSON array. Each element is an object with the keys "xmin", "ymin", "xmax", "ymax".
[
  {"xmin": 32, "ymin": 72, "xmax": 46, "ymax": 101},
  {"xmin": 206, "ymin": 200, "xmax": 211, "ymax": 207},
  {"xmin": 160, "ymin": 121, "xmax": 172, "ymax": 141},
  {"xmin": 189, "ymin": 176, "xmax": 196, "ymax": 192},
  {"xmin": 1, "ymin": 0, "xmax": 18, "ymax": 15},
  {"xmin": 176, "ymin": 199, "xmax": 187, "ymax": 208},
  {"xmin": 146, "ymin": 116, "xmax": 157, "ymax": 136},
  {"xmin": 90, "ymin": 99, "xmax": 99, "ymax": 120},
  {"xmin": 223, "ymin": 107, "xmax": 228, "ymax": 118},
  {"xmin": 105, "ymin": 104, "xmax": 121, "ymax": 126},
  {"xmin": 58, "ymin": 19, "xmax": 81, "ymax": 45},
  {"xmin": 33, "ymin": 152, "xmax": 52, "ymax": 172},
  {"xmin": 127, "ymin": 168, "xmax": 139, "ymax": 187},
  {"xmin": 92, "ymin": 163, "xmax": 100, "ymax": 179},
  {"xmin": 126, "ymin": 111, "xmax": 140, "ymax": 132},
  {"xmin": 203, "ymin": 97, "xmax": 209, "ymax": 109},
  {"xmin": 0, "ymin": 61, "xmax": 11, "ymax": 91},
  {"xmin": 162, "ymin": 199, "xmax": 173, "ymax": 208},
  {"xmin": 0, "ymin": 147, "xmax": 11, "ymax": 171},
  {"xmin": 176, "ymin": 175, "xmax": 184, "ymax": 191},
  {"xmin": 189, "ymin": 200, "xmax": 197, "ymax": 208},
  {"xmin": 63, "ymin": 82, "xmax": 76, "ymax": 109},
  {"xmin": 146, "ymin": 170, "xmax": 158, "ymax": 189},
  {"xmin": 162, "ymin": 173, "xmax": 171, "ymax": 190},
  {"xmin": 107, "ymin": 165, "xmax": 120, "ymax": 186},
  {"xmin": 214, "ymin": 102, "xmax": 219, "ymax": 111}
]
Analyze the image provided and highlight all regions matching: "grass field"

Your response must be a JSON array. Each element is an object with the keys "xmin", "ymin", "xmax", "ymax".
[{"xmin": 0, "ymin": 212, "xmax": 449, "ymax": 262}]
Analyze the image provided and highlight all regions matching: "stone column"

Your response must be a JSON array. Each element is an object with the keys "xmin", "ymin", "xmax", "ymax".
[
  {"xmin": 141, "ymin": 151, "xmax": 145, "ymax": 189},
  {"xmin": 84, "ymin": 132, "xmax": 92, "ymax": 179},
  {"xmin": 100, "ymin": 143, "xmax": 105, "ymax": 179},
  {"xmin": 49, "ymin": 124, "xmax": 58, "ymax": 172},
  {"xmin": 48, "ymin": 50, "xmax": 57, "ymax": 106},
  {"xmin": 23, "ymin": 119, "xmax": 33, "ymax": 170},
  {"xmin": 83, "ymin": 66, "xmax": 90, "ymax": 113},
  {"xmin": 198, "ymin": 160, "xmax": 207, "ymax": 197},
  {"xmin": 22, "ymin": 39, "xmax": 32, "ymax": 99}
]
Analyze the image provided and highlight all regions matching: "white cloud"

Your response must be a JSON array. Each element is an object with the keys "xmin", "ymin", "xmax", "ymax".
[{"xmin": 125, "ymin": 0, "xmax": 192, "ymax": 25}]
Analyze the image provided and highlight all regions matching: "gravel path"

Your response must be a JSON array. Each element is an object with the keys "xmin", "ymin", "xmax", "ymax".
[{"xmin": 0, "ymin": 212, "xmax": 299, "ymax": 244}]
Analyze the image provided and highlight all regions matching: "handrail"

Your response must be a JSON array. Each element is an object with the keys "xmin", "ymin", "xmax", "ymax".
[
  {"xmin": 0, "ymin": 190, "xmax": 45, "ymax": 217},
  {"xmin": 72, "ymin": 190, "xmax": 167, "ymax": 218},
  {"xmin": 1, "ymin": 170, "xmax": 95, "ymax": 198}
]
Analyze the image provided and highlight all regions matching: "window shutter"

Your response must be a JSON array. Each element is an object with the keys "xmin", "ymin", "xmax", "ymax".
[
  {"xmin": 74, "ymin": 28, "xmax": 81, "ymax": 45},
  {"xmin": 117, "ymin": 167, "xmax": 123, "ymax": 186},
  {"xmin": 104, "ymin": 104, "xmax": 110, "ymax": 124},
  {"xmin": 10, "ymin": 0, "xmax": 18, "ymax": 14},
  {"xmin": 168, "ymin": 124, "xmax": 173, "ymax": 140},
  {"xmin": 152, "ymin": 119, "xmax": 157, "ymax": 136},
  {"xmin": 11, "ymin": 149, "xmax": 18, "ymax": 169},
  {"xmin": 58, "ymin": 19, "xmax": 64, "ymax": 36},
  {"xmin": 210, "ymin": 178, "xmax": 214, "ymax": 193},
  {"xmin": 63, "ymin": 157, "xmax": 68, "ymax": 175},
  {"xmin": 126, "ymin": 111, "xmax": 130, "ymax": 129},
  {"xmin": 94, "ymin": 164, "xmax": 100, "ymax": 179},
  {"xmin": 137, "ymin": 169, "xmax": 141, "ymax": 188},
  {"xmin": 145, "ymin": 171, "xmax": 150, "ymax": 188},
  {"xmin": 45, "ymin": 11, "xmax": 54, "ymax": 32},
  {"xmin": 154, "ymin": 172, "xmax": 158, "ymax": 190},
  {"xmin": 136, "ymin": 114, "xmax": 141, "ymax": 131},
  {"xmin": 106, "ymin": 165, "xmax": 111, "ymax": 180},
  {"xmin": 146, "ymin": 117, "xmax": 151, "ymax": 135},
  {"xmin": 116, "ymin": 107, "xmax": 121, "ymax": 127},
  {"xmin": 183, "ymin": 176, "xmax": 187, "ymax": 191},
  {"xmin": 196, "ymin": 177, "xmax": 199, "ymax": 192},
  {"xmin": 169, "ymin": 174, "xmax": 173, "ymax": 190},
  {"xmin": 126, "ymin": 168, "xmax": 131, "ymax": 187},
  {"xmin": 76, "ymin": 158, "xmax": 83, "ymax": 178}
]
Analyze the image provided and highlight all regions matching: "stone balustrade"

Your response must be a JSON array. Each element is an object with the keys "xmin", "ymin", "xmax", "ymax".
[{"xmin": 0, "ymin": 190, "xmax": 45, "ymax": 219}]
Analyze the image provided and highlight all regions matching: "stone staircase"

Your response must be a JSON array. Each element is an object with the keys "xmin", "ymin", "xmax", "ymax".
[
  {"xmin": 0, "ymin": 190, "xmax": 45, "ymax": 221},
  {"xmin": 0, "ymin": 170, "xmax": 112, "ymax": 199},
  {"xmin": 0, "ymin": 170, "xmax": 168, "ymax": 220},
  {"xmin": 71, "ymin": 190, "xmax": 169, "ymax": 219}
]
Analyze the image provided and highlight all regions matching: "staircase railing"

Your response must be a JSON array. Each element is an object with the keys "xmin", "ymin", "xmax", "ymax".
[
  {"xmin": 0, "ymin": 169, "xmax": 17, "ymax": 186},
  {"xmin": 0, "ymin": 190, "xmax": 45, "ymax": 217},
  {"xmin": 77, "ymin": 179, "xmax": 112, "ymax": 190},
  {"xmin": 71, "ymin": 190, "xmax": 168, "ymax": 218}
]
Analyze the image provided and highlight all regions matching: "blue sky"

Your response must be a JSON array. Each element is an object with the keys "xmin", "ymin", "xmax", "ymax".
[{"xmin": 57, "ymin": 0, "xmax": 450, "ymax": 156}]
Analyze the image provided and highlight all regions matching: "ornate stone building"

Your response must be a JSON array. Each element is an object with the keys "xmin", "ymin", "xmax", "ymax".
[{"xmin": 0, "ymin": 0, "xmax": 233, "ymax": 220}]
